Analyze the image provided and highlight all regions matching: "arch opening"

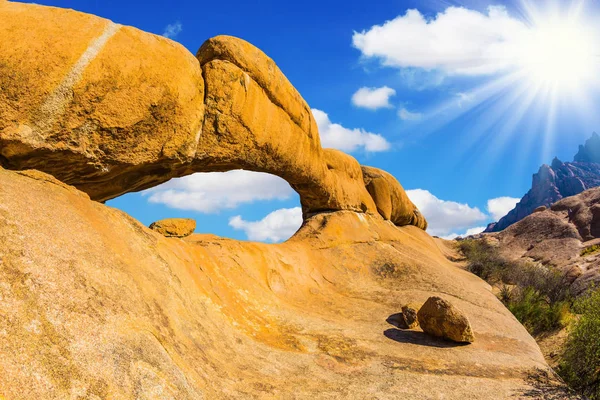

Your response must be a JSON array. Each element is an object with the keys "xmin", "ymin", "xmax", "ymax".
[{"xmin": 106, "ymin": 170, "xmax": 303, "ymax": 243}]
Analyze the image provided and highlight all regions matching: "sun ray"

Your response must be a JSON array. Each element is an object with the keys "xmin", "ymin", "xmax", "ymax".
[
  {"xmin": 403, "ymin": 0, "xmax": 600, "ymax": 171},
  {"xmin": 477, "ymin": 80, "xmax": 546, "ymax": 173}
]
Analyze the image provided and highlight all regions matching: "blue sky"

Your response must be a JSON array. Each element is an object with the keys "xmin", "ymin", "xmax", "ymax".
[{"xmin": 25, "ymin": 0, "xmax": 600, "ymax": 240}]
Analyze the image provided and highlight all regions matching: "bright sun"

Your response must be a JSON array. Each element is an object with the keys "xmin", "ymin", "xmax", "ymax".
[
  {"xmin": 408, "ymin": 1, "xmax": 600, "ymax": 163},
  {"xmin": 518, "ymin": 15, "xmax": 598, "ymax": 91}
]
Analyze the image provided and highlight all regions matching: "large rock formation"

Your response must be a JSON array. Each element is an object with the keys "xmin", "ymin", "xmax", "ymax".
[
  {"xmin": 0, "ymin": 166, "xmax": 553, "ymax": 398},
  {"xmin": 574, "ymin": 132, "xmax": 600, "ymax": 163},
  {"xmin": 0, "ymin": 2, "xmax": 559, "ymax": 398},
  {"xmin": 487, "ymin": 186, "xmax": 600, "ymax": 295},
  {"xmin": 0, "ymin": 2, "xmax": 205, "ymax": 199},
  {"xmin": 485, "ymin": 133, "xmax": 600, "ymax": 232},
  {"xmin": 0, "ymin": 1, "xmax": 424, "ymax": 227}
]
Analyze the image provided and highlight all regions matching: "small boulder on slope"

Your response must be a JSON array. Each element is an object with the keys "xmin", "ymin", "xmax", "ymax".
[
  {"xmin": 401, "ymin": 303, "xmax": 420, "ymax": 329},
  {"xmin": 417, "ymin": 296, "xmax": 475, "ymax": 343},
  {"xmin": 150, "ymin": 218, "xmax": 196, "ymax": 238}
]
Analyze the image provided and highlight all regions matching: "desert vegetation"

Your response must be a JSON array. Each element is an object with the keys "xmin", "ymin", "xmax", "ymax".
[
  {"xmin": 559, "ymin": 288, "xmax": 600, "ymax": 399},
  {"xmin": 581, "ymin": 244, "xmax": 600, "ymax": 257},
  {"xmin": 459, "ymin": 239, "xmax": 600, "ymax": 398},
  {"xmin": 458, "ymin": 240, "xmax": 571, "ymax": 334}
]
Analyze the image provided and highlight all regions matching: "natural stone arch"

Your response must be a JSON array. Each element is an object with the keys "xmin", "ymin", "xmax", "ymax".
[
  {"xmin": 0, "ymin": 2, "xmax": 425, "ymax": 229},
  {"xmin": 136, "ymin": 168, "xmax": 303, "ymax": 242}
]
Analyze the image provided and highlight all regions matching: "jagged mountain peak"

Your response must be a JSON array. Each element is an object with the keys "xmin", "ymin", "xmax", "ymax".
[
  {"xmin": 551, "ymin": 156, "xmax": 564, "ymax": 169},
  {"xmin": 486, "ymin": 133, "xmax": 600, "ymax": 232},
  {"xmin": 574, "ymin": 131, "xmax": 600, "ymax": 163}
]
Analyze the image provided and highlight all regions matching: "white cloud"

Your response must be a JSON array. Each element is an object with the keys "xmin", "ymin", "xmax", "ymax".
[
  {"xmin": 399, "ymin": 68, "xmax": 446, "ymax": 90},
  {"xmin": 312, "ymin": 109, "xmax": 391, "ymax": 152},
  {"xmin": 406, "ymin": 189, "xmax": 487, "ymax": 237},
  {"xmin": 351, "ymin": 86, "xmax": 396, "ymax": 110},
  {"xmin": 352, "ymin": 5, "xmax": 529, "ymax": 75},
  {"xmin": 406, "ymin": 190, "xmax": 521, "ymax": 238},
  {"xmin": 464, "ymin": 226, "xmax": 486, "ymax": 236},
  {"xmin": 440, "ymin": 226, "xmax": 486, "ymax": 240},
  {"xmin": 456, "ymin": 92, "xmax": 474, "ymax": 108},
  {"xmin": 145, "ymin": 170, "xmax": 294, "ymax": 213},
  {"xmin": 398, "ymin": 107, "xmax": 423, "ymax": 121},
  {"xmin": 229, "ymin": 207, "xmax": 303, "ymax": 242},
  {"xmin": 162, "ymin": 22, "xmax": 182, "ymax": 39},
  {"xmin": 487, "ymin": 196, "xmax": 520, "ymax": 221}
]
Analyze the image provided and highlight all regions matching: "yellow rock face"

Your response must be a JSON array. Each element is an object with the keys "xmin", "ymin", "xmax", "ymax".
[
  {"xmin": 0, "ymin": 167, "xmax": 553, "ymax": 398},
  {"xmin": 362, "ymin": 166, "xmax": 427, "ymax": 229},
  {"xmin": 0, "ymin": 3, "xmax": 427, "ymax": 230},
  {"xmin": 0, "ymin": 2, "xmax": 108, "ymax": 137},
  {"xmin": 149, "ymin": 218, "xmax": 197, "ymax": 237},
  {"xmin": 197, "ymin": 35, "xmax": 315, "ymax": 136},
  {"xmin": 365, "ymin": 176, "xmax": 393, "ymax": 220},
  {"xmin": 0, "ymin": 1, "xmax": 205, "ymax": 200},
  {"xmin": 418, "ymin": 296, "xmax": 475, "ymax": 343},
  {"xmin": 196, "ymin": 38, "xmax": 377, "ymax": 216}
]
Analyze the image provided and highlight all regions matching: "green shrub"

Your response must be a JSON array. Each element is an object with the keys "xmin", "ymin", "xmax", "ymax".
[
  {"xmin": 502, "ymin": 263, "xmax": 571, "ymax": 304},
  {"xmin": 559, "ymin": 288, "xmax": 600, "ymax": 399},
  {"xmin": 507, "ymin": 287, "xmax": 571, "ymax": 334},
  {"xmin": 459, "ymin": 239, "xmax": 600, "ymax": 398},
  {"xmin": 458, "ymin": 240, "xmax": 507, "ymax": 281},
  {"xmin": 581, "ymin": 244, "xmax": 600, "ymax": 257},
  {"xmin": 459, "ymin": 239, "xmax": 572, "ymax": 334},
  {"xmin": 459, "ymin": 239, "xmax": 570, "ymax": 303},
  {"xmin": 499, "ymin": 284, "xmax": 512, "ymax": 303}
]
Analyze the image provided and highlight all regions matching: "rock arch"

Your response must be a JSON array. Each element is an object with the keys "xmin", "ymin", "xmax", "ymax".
[{"xmin": 0, "ymin": 2, "xmax": 426, "ymax": 229}]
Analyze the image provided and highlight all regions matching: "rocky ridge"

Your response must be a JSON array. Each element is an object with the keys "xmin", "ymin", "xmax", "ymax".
[
  {"xmin": 149, "ymin": 218, "xmax": 197, "ymax": 238},
  {"xmin": 485, "ymin": 132, "xmax": 600, "ymax": 232},
  {"xmin": 480, "ymin": 186, "xmax": 600, "ymax": 295}
]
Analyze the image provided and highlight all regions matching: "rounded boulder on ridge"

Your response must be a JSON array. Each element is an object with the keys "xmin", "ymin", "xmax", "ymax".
[
  {"xmin": 417, "ymin": 296, "xmax": 475, "ymax": 343},
  {"xmin": 150, "ymin": 218, "xmax": 196, "ymax": 238}
]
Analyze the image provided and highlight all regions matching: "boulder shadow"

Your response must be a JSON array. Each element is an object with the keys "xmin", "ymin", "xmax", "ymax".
[
  {"xmin": 383, "ymin": 328, "xmax": 468, "ymax": 348},
  {"xmin": 386, "ymin": 312, "xmax": 408, "ymax": 329}
]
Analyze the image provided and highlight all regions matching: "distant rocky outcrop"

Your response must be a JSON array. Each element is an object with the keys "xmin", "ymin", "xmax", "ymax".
[
  {"xmin": 574, "ymin": 131, "xmax": 600, "ymax": 163},
  {"xmin": 485, "ymin": 133, "xmax": 600, "ymax": 232},
  {"xmin": 486, "ymin": 186, "xmax": 600, "ymax": 294},
  {"xmin": 0, "ymin": 2, "xmax": 558, "ymax": 398}
]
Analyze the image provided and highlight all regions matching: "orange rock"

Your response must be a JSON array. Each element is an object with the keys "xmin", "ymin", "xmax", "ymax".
[
  {"xmin": 362, "ymin": 166, "xmax": 427, "ymax": 229},
  {"xmin": 401, "ymin": 303, "xmax": 420, "ymax": 329},
  {"xmin": 196, "ymin": 39, "xmax": 378, "ymax": 217},
  {"xmin": 150, "ymin": 218, "xmax": 196, "ymax": 237},
  {"xmin": 197, "ymin": 35, "xmax": 314, "ymax": 136},
  {"xmin": 418, "ymin": 296, "xmax": 475, "ymax": 343},
  {"xmin": 0, "ymin": 4, "xmax": 427, "ymax": 230},
  {"xmin": 0, "ymin": 167, "xmax": 552, "ymax": 398},
  {"xmin": 366, "ymin": 177, "xmax": 392, "ymax": 219},
  {"xmin": 0, "ymin": 1, "xmax": 205, "ymax": 201}
]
